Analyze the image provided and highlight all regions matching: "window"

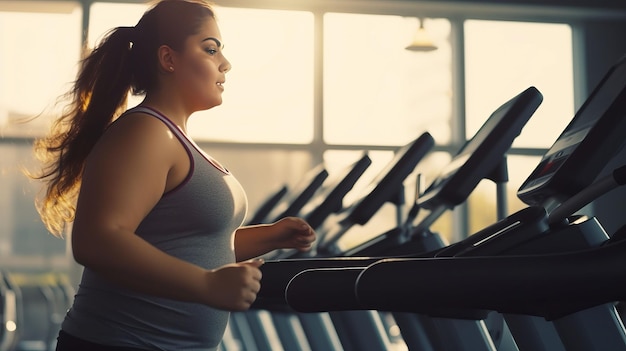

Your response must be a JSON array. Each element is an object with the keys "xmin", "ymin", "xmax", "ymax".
[
  {"xmin": 192, "ymin": 7, "xmax": 314, "ymax": 143},
  {"xmin": 464, "ymin": 20, "xmax": 574, "ymax": 148},
  {"xmin": 323, "ymin": 14, "xmax": 452, "ymax": 146},
  {"xmin": 0, "ymin": 1, "xmax": 81, "ymax": 269},
  {"xmin": 89, "ymin": 3, "xmax": 315, "ymax": 143},
  {"xmin": 0, "ymin": 1, "xmax": 82, "ymax": 137}
]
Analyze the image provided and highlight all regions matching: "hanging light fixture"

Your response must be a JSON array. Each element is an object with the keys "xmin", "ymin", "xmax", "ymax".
[{"xmin": 405, "ymin": 18, "xmax": 438, "ymax": 52}]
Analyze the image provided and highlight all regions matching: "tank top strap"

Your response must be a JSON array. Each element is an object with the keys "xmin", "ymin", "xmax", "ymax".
[
  {"xmin": 125, "ymin": 106, "xmax": 187, "ymax": 140},
  {"xmin": 124, "ymin": 106, "xmax": 230, "ymax": 175}
]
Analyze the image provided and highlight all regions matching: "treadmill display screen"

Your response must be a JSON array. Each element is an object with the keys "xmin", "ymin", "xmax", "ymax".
[
  {"xmin": 518, "ymin": 56, "xmax": 626, "ymax": 205},
  {"xmin": 417, "ymin": 86, "xmax": 543, "ymax": 210}
]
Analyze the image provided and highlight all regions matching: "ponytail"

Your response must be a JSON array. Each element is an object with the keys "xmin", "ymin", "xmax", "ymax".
[
  {"xmin": 32, "ymin": 0, "xmax": 216, "ymax": 237},
  {"xmin": 32, "ymin": 26, "xmax": 136, "ymax": 237}
]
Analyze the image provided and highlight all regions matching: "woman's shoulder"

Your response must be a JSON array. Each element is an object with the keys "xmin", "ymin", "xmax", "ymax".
[
  {"xmin": 87, "ymin": 110, "xmax": 181, "ymax": 164},
  {"xmin": 108, "ymin": 110, "xmax": 174, "ymax": 143}
]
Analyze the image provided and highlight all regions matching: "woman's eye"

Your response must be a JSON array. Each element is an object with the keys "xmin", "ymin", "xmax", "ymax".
[{"xmin": 205, "ymin": 48, "xmax": 218, "ymax": 55}]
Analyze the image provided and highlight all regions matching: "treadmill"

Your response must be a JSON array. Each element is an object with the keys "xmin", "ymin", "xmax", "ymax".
[
  {"xmin": 251, "ymin": 163, "xmax": 329, "ymax": 225},
  {"xmin": 245, "ymin": 185, "xmax": 288, "ymax": 226},
  {"xmin": 267, "ymin": 153, "xmax": 373, "ymax": 260},
  {"xmin": 259, "ymin": 86, "xmax": 544, "ymax": 351},
  {"xmin": 228, "ymin": 163, "xmax": 330, "ymax": 351},
  {"xmin": 0, "ymin": 271, "xmax": 18, "ymax": 351},
  {"xmin": 287, "ymin": 55, "xmax": 626, "ymax": 351},
  {"xmin": 300, "ymin": 153, "xmax": 372, "ymax": 231},
  {"xmin": 243, "ymin": 154, "xmax": 373, "ymax": 351},
  {"xmin": 253, "ymin": 132, "xmax": 434, "ymax": 351},
  {"xmin": 288, "ymin": 86, "xmax": 544, "ymax": 351},
  {"xmin": 313, "ymin": 132, "xmax": 436, "ymax": 258}
]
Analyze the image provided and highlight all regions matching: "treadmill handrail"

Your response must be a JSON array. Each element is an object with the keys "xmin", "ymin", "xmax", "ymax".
[
  {"xmin": 251, "ymin": 256, "xmax": 380, "ymax": 310},
  {"xmin": 355, "ymin": 236, "xmax": 626, "ymax": 320},
  {"xmin": 284, "ymin": 234, "xmax": 626, "ymax": 319}
]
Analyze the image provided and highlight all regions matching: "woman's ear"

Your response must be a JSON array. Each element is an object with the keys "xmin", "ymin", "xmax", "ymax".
[{"xmin": 157, "ymin": 45, "xmax": 176, "ymax": 73}]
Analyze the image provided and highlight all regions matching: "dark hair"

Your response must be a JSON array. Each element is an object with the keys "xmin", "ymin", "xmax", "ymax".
[{"xmin": 32, "ymin": 0, "xmax": 216, "ymax": 237}]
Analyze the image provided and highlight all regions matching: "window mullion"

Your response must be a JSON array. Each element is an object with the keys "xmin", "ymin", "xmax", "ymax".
[{"xmin": 311, "ymin": 10, "xmax": 325, "ymax": 166}]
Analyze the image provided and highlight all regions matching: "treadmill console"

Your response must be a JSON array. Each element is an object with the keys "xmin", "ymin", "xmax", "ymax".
[
  {"xmin": 518, "ymin": 56, "xmax": 626, "ymax": 206},
  {"xmin": 348, "ymin": 132, "xmax": 434, "ymax": 225},
  {"xmin": 418, "ymin": 86, "xmax": 543, "ymax": 210}
]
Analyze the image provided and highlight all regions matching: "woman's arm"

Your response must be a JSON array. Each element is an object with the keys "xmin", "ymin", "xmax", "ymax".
[
  {"xmin": 71, "ymin": 114, "xmax": 261, "ymax": 311},
  {"xmin": 234, "ymin": 217, "xmax": 316, "ymax": 262}
]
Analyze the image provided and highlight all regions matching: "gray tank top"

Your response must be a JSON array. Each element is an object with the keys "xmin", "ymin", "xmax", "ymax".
[{"xmin": 61, "ymin": 106, "xmax": 248, "ymax": 350}]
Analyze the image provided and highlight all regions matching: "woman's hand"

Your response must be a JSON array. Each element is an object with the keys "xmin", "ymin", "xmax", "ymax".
[
  {"xmin": 203, "ymin": 259, "xmax": 264, "ymax": 311},
  {"xmin": 271, "ymin": 217, "xmax": 316, "ymax": 252}
]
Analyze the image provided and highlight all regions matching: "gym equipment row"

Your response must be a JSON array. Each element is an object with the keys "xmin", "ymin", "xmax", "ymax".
[
  {"xmin": 223, "ymin": 55, "xmax": 626, "ymax": 351},
  {"xmin": 236, "ymin": 85, "xmax": 541, "ymax": 351},
  {"xmin": 0, "ymin": 271, "xmax": 74, "ymax": 351}
]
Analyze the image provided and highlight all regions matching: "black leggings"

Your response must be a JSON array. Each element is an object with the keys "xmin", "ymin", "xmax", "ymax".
[{"xmin": 56, "ymin": 330, "xmax": 152, "ymax": 351}]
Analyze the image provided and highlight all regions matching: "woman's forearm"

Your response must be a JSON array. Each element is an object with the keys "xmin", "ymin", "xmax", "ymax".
[
  {"xmin": 234, "ymin": 224, "xmax": 277, "ymax": 261},
  {"xmin": 234, "ymin": 217, "xmax": 316, "ymax": 261}
]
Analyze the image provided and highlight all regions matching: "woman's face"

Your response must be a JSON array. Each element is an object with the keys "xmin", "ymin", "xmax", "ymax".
[{"xmin": 174, "ymin": 17, "xmax": 231, "ymax": 112}]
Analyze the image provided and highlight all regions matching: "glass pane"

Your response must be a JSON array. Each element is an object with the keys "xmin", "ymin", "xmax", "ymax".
[
  {"xmin": 192, "ymin": 7, "xmax": 314, "ymax": 143},
  {"xmin": 89, "ymin": 3, "xmax": 314, "ymax": 143},
  {"xmin": 324, "ymin": 14, "xmax": 452, "ymax": 146},
  {"xmin": 0, "ymin": 1, "xmax": 82, "ymax": 137},
  {"xmin": 464, "ymin": 20, "xmax": 574, "ymax": 148}
]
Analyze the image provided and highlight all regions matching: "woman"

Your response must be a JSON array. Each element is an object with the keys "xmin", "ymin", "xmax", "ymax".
[{"xmin": 32, "ymin": 1, "xmax": 316, "ymax": 350}]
